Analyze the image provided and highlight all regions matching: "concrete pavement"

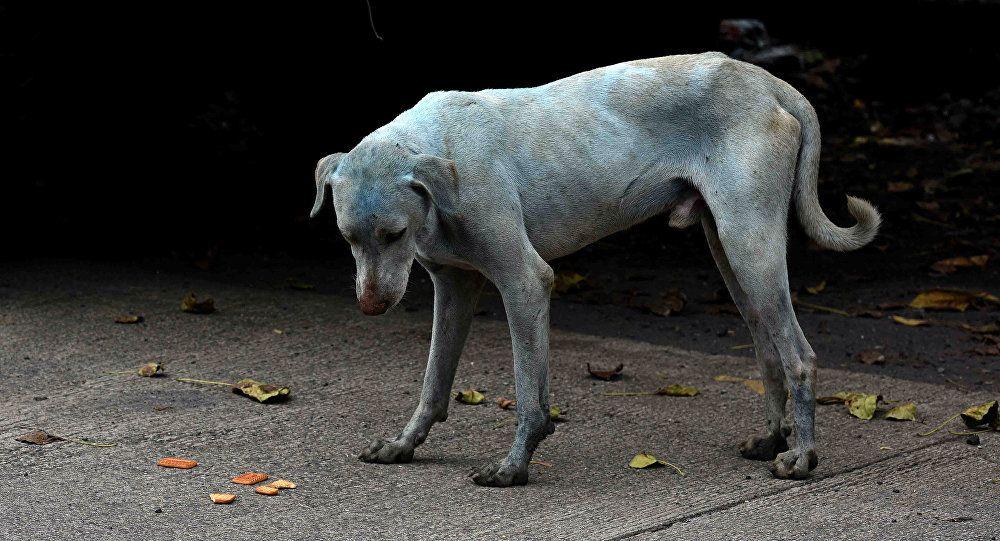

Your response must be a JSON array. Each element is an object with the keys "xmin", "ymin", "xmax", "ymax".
[{"xmin": 0, "ymin": 261, "xmax": 996, "ymax": 540}]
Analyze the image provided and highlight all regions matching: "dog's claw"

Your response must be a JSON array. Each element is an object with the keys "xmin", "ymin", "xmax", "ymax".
[
  {"xmin": 739, "ymin": 432, "xmax": 789, "ymax": 461},
  {"xmin": 769, "ymin": 448, "xmax": 818, "ymax": 479},
  {"xmin": 471, "ymin": 460, "xmax": 528, "ymax": 487},
  {"xmin": 358, "ymin": 438, "xmax": 414, "ymax": 464}
]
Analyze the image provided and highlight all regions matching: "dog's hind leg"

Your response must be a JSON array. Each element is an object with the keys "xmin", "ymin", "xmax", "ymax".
[
  {"xmin": 359, "ymin": 265, "xmax": 485, "ymax": 464},
  {"xmin": 702, "ymin": 213, "xmax": 791, "ymax": 460},
  {"xmin": 706, "ymin": 192, "xmax": 819, "ymax": 479}
]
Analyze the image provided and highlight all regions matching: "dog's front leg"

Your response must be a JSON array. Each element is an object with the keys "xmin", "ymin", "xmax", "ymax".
[
  {"xmin": 472, "ymin": 261, "xmax": 555, "ymax": 487},
  {"xmin": 359, "ymin": 265, "xmax": 485, "ymax": 464}
]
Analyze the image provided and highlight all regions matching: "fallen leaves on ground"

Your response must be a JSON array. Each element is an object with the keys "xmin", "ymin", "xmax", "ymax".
[
  {"xmin": 157, "ymin": 457, "xmax": 198, "ymax": 469},
  {"xmin": 454, "ymin": 389, "xmax": 485, "ymax": 405},
  {"xmin": 656, "ymin": 384, "xmax": 699, "ymax": 397},
  {"xmin": 496, "ymin": 397, "xmax": 516, "ymax": 410},
  {"xmin": 713, "ymin": 374, "xmax": 745, "ymax": 383},
  {"xmin": 909, "ymin": 289, "xmax": 999, "ymax": 312},
  {"xmin": 848, "ymin": 394, "xmax": 880, "ymax": 420},
  {"xmin": 549, "ymin": 405, "xmax": 565, "ymax": 422},
  {"xmin": 114, "ymin": 314, "xmax": 144, "ymax": 324},
  {"xmin": 930, "ymin": 255, "xmax": 988, "ymax": 275},
  {"xmin": 232, "ymin": 379, "xmax": 290, "ymax": 403},
  {"xmin": 553, "ymin": 271, "xmax": 587, "ymax": 294},
  {"xmin": 137, "ymin": 362, "xmax": 163, "ymax": 377},
  {"xmin": 646, "ymin": 289, "xmax": 686, "ymax": 317},
  {"xmin": 180, "ymin": 293, "xmax": 215, "ymax": 314},
  {"xmin": 587, "ymin": 363, "xmax": 624, "ymax": 381},
  {"xmin": 960, "ymin": 400, "xmax": 998, "ymax": 429},
  {"xmin": 885, "ymin": 403, "xmax": 917, "ymax": 421},
  {"xmin": 892, "ymin": 315, "xmax": 929, "ymax": 327},
  {"xmin": 628, "ymin": 453, "xmax": 685, "ymax": 475},
  {"xmin": 806, "ymin": 280, "xmax": 827, "ymax": 294},
  {"xmin": 15, "ymin": 430, "xmax": 64, "ymax": 445},
  {"xmin": 856, "ymin": 348, "xmax": 886, "ymax": 365},
  {"xmin": 743, "ymin": 380, "xmax": 766, "ymax": 395}
]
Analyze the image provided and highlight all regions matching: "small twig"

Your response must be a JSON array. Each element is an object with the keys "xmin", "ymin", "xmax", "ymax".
[
  {"xmin": 175, "ymin": 377, "xmax": 232, "ymax": 386},
  {"xmin": 730, "ymin": 344, "xmax": 754, "ymax": 350},
  {"xmin": 793, "ymin": 300, "xmax": 852, "ymax": 317},
  {"xmin": 917, "ymin": 413, "xmax": 961, "ymax": 437}
]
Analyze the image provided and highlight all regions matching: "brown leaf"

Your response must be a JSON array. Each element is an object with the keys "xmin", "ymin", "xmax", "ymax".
[
  {"xmin": 856, "ymin": 348, "xmax": 886, "ymax": 365},
  {"xmin": 646, "ymin": 289, "xmax": 687, "ymax": 317},
  {"xmin": 496, "ymin": 397, "xmax": 516, "ymax": 410},
  {"xmin": 891, "ymin": 315, "xmax": 928, "ymax": 327},
  {"xmin": 15, "ymin": 430, "xmax": 64, "ymax": 445},
  {"xmin": 930, "ymin": 255, "xmax": 989, "ymax": 275},
  {"xmin": 587, "ymin": 363, "xmax": 624, "ymax": 381},
  {"xmin": 852, "ymin": 308, "xmax": 885, "ymax": 319},
  {"xmin": 180, "ymin": 293, "xmax": 215, "ymax": 314},
  {"xmin": 114, "ymin": 314, "xmax": 144, "ymax": 324},
  {"xmin": 655, "ymin": 384, "xmax": 699, "ymax": 397},
  {"xmin": 232, "ymin": 379, "xmax": 290, "ymax": 403}
]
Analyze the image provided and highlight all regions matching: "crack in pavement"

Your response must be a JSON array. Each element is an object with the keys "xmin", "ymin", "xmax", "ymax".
[{"xmin": 609, "ymin": 437, "xmax": 952, "ymax": 540}]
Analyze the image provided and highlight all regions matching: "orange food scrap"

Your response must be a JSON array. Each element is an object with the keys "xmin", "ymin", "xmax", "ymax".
[
  {"xmin": 231, "ymin": 472, "xmax": 269, "ymax": 485},
  {"xmin": 157, "ymin": 457, "xmax": 198, "ymax": 469}
]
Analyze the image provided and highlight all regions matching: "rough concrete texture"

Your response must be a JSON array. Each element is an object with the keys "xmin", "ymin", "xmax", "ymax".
[{"xmin": 0, "ymin": 261, "xmax": 996, "ymax": 541}]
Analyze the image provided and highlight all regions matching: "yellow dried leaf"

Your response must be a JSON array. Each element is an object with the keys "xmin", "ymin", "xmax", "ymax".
[
  {"xmin": 848, "ymin": 394, "xmax": 879, "ymax": 420},
  {"xmin": 891, "ymin": 315, "xmax": 928, "ymax": 327},
  {"xmin": 960, "ymin": 400, "xmax": 998, "ymax": 429},
  {"xmin": 232, "ymin": 379, "xmax": 290, "ymax": 403},
  {"xmin": 885, "ymin": 402, "xmax": 917, "ymax": 421},
  {"xmin": 910, "ymin": 290, "xmax": 975, "ymax": 311},
  {"xmin": 454, "ymin": 389, "xmax": 485, "ymax": 405},
  {"xmin": 713, "ymin": 374, "xmax": 745, "ymax": 383},
  {"xmin": 553, "ymin": 272, "xmax": 587, "ymax": 294},
  {"xmin": 806, "ymin": 280, "xmax": 827, "ymax": 294},
  {"xmin": 743, "ymin": 380, "xmax": 766, "ymax": 395},
  {"xmin": 137, "ymin": 362, "xmax": 163, "ymax": 377},
  {"xmin": 629, "ymin": 453, "xmax": 660, "ymax": 469},
  {"xmin": 656, "ymin": 384, "xmax": 699, "ymax": 397},
  {"xmin": 549, "ymin": 405, "xmax": 564, "ymax": 422}
]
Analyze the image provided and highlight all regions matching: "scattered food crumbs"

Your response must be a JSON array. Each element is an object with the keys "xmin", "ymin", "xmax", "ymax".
[
  {"xmin": 157, "ymin": 457, "xmax": 198, "ymax": 469},
  {"xmin": 255, "ymin": 485, "xmax": 280, "ymax": 496},
  {"xmin": 210, "ymin": 493, "xmax": 237, "ymax": 504},
  {"xmin": 231, "ymin": 472, "xmax": 269, "ymax": 485}
]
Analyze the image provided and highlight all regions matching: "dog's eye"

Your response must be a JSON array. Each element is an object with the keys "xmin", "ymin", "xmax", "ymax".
[{"xmin": 384, "ymin": 227, "xmax": 406, "ymax": 244}]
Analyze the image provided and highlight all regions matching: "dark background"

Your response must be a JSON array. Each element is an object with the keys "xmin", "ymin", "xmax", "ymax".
[{"xmin": 2, "ymin": 1, "xmax": 998, "ymax": 261}]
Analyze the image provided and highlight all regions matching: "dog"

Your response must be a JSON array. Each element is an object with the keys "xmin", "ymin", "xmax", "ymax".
[{"xmin": 310, "ymin": 52, "xmax": 880, "ymax": 487}]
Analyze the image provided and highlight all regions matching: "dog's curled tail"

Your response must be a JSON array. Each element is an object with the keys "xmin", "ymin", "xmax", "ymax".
[{"xmin": 780, "ymin": 88, "xmax": 881, "ymax": 252}]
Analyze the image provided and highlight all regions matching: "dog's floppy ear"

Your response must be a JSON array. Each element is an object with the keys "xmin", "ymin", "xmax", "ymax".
[
  {"xmin": 310, "ymin": 152, "xmax": 345, "ymax": 218},
  {"xmin": 407, "ymin": 154, "xmax": 460, "ymax": 217}
]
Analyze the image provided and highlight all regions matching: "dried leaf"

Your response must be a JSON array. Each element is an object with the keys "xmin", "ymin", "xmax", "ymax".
[
  {"xmin": 892, "ymin": 315, "xmax": 928, "ymax": 327},
  {"xmin": 114, "ymin": 314, "xmax": 144, "ymax": 324},
  {"xmin": 647, "ymin": 290, "xmax": 686, "ymax": 317},
  {"xmin": 856, "ymin": 349, "xmax": 886, "ymax": 365},
  {"xmin": 180, "ymin": 293, "xmax": 215, "ymax": 314},
  {"xmin": 885, "ymin": 403, "xmax": 917, "ymax": 421},
  {"xmin": 909, "ymin": 289, "xmax": 998, "ymax": 312},
  {"xmin": 960, "ymin": 401, "xmax": 998, "ymax": 429},
  {"xmin": 15, "ymin": 430, "xmax": 64, "ymax": 445},
  {"xmin": 496, "ymin": 397, "xmax": 516, "ymax": 410},
  {"xmin": 713, "ymin": 374, "xmax": 745, "ymax": 383},
  {"xmin": 806, "ymin": 280, "xmax": 827, "ymax": 294},
  {"xmin": 553, "ymin": 272, "xmax": 587, "ymax": 294},
  {"xmin": 851, "ymin": 308, "xmax": 885, "ymax": 319},
  {"xmin": 287, "ymin": 279, "xmax": 315, "ymax": 291},
  {"xmin": 549, "ymin": 405, "xmax": 564, "ymax": 422},
  {"xmin": 656, "ymin": 384, "xmax": 699, "ymax": 397},
  {"xmin": 232, "ymin": 379, "xmax": 290, "ymax": 403},
  {"xmin": 628, "ymin": 452, "xmax": 684, "ymax": 475},
  {"xmin": 454, "ymin": 389, "xmax": 485, "ymax": 405},
  {"xmin": 587, "ymin": 363, "xmax": 624, "ymax": 381},
  {"xmin": 848, "ymin": 394, "xmax": 880, "ymax": 420},
  {"xmin": 137, "ymin": 362, "xmax": 163, "ymax": 377},
  {"xmin": 743, "ymin": 380, "xmax": 766, "ymax": 395},
  {"xmin": 930, "ymin": 255, "xmax": 988, "ymax": 275}
]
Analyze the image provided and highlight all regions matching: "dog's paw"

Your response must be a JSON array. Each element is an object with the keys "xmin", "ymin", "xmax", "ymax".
[
  {"xmin": 470, "ymin": 460, "xmax": 528, "ymax": 487},
  {"xmin": 769, "ymin": 448, "xmax": 818, "ymax": 479},
  {"xmin": 358, "ymin": 438, "xmax": 414, "ymax": 464},
  {"xmin": 739, "ymin": 432, "xmax": 789, "ymax": 461}
]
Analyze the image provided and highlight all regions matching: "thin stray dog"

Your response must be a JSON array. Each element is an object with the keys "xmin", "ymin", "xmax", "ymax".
[{"xmin": 310, "ymin": 53, "xmax": 880, "ymax": 487}]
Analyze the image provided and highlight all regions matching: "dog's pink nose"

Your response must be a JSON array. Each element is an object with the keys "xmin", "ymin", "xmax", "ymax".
[{"xmin": 358, "ymin": 290, "xmax": 389, "ymax": 316}]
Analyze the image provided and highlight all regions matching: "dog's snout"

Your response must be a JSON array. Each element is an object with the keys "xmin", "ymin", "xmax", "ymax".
[{"xmin": 358, "ymin": 289, "xmax": 390, "ymax": 316}]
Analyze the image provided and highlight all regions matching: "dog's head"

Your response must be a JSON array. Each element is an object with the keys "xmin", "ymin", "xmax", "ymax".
[{"xmin": 311, "ymin": 139, "xmax": 459, "ymax": 315}]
